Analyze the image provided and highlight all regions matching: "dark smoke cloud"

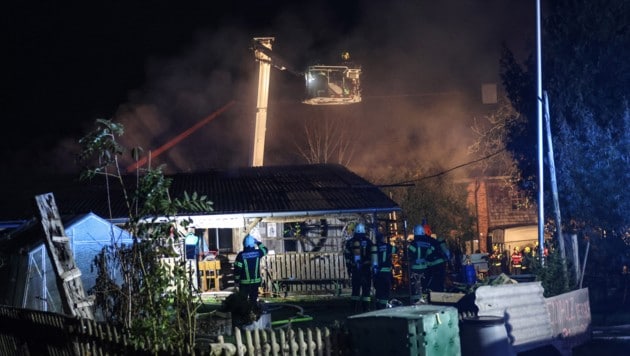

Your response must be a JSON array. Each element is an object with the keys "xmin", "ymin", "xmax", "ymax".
[{"xmin": 10, "ymin": 1, "xmax": 535, "ymax": 179}]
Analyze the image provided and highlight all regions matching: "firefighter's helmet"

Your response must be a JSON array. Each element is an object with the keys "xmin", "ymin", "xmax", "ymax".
[
  {"xmin": 243, "ymin": 235, "xmax": 256, "ymax": 248},
  {"xmin": 413, "ymin": 224, "xmax": 425, "ymax": 236},
  {"xmin": 493, "ymin": 245, "xmax": 499, "ymax": 252},
  {"xmin": 341, "ymin": 51, "xmax": 350, "ymax": 61},
  {"xmin": 355, "ymin": 223, "xmax": 366, "ymax": 234},
  {"xmin": 524, "ymin": 246, "xmax": 531, "ymax": 254}
]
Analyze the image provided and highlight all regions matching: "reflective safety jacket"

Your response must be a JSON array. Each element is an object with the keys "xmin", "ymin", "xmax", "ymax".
[
  {"xmin": 344, "ymin": 233, "xmax": 374, "ymax": 272},
  {"xmin": 184, "ymin": 233, "xmax": 199, "ymax": 260},
  {"xmin": 490, "ymin": 252, "xmax": 503, "ymax": 267},
  {"xmin": 428, "ymin": 236, "xmax": 450, "ymax": 267},
  {"xmin": 511, "ymin": 252, "xmax": 523, "ymax": 267},
  {"xmin": 374, "ymin": 241, "xmax": 396, "ymax": 273},
  {"xmin": 234, "ymin": 242, "xmax": 268, "ymax": 285},
  {"xmin": 408, "ymin": 236, "xmax": 434, "ymax": 271}
]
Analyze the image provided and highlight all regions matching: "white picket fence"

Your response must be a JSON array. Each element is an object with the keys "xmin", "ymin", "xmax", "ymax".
[{"xmin": 200, "ymin": 326, "xmax": 346, "ymax": 356}]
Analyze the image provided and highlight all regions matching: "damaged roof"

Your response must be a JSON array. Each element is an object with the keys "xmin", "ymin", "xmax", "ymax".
[{"xmin": 0, "ymin": 164, "xmax": 400, "ymax": 221}]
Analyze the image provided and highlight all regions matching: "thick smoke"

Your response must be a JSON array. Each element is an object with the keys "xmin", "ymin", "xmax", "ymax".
[{"xmin": 41, "ymin": 1, "xmax": 535, "ymax": 179}]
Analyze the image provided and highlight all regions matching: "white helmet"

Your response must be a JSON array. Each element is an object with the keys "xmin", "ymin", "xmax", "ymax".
[
  {"xmin": 355, "ymin": 223, "xmax": 366, "ymax": 234},
  {"xmin": 413, "ymin": 225, "xmax": 425, "ymax": 236}
]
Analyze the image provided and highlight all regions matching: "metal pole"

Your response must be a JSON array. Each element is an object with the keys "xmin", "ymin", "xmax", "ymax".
[{"xmin": 536, "ymin": 0, "xmax": 545, "ymax": 262}]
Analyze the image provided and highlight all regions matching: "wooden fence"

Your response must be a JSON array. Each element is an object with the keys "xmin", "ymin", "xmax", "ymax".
[
  {"xmin": 261, "ymin": 252, "xmax": 350, "ymax": 295},
  {"xmin": 0, "ymin": 305, "xmax": 157, "ymax": 355},
  {"xmin": 0, "ymin": 304, "xmax": 349, "ymax": 355}
]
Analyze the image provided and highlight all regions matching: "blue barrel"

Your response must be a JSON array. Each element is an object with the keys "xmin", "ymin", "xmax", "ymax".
[{"xmin": 464, "ymin": 264, "xmax": 476, "ymax": 285}]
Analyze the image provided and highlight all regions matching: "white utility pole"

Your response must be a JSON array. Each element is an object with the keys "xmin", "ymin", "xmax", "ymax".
[
  {"xmin": 251, "ymin": 37, "xmax": 274, "ymax": 167},
  {"xmin": 536, "ymin": 0, "xmax": 545, "ymax": 258}
]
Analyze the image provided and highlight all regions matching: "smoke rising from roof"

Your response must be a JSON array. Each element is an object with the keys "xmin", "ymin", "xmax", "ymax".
[{"xmin": 7, "ymin": 1, "xmax": 535, "ymax": 180}]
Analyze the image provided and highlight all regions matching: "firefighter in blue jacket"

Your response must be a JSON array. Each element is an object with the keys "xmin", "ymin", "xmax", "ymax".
[
  {"xmin": 407, "ymin": 225, "xmax": 434, "ymax": 303},
  {"xmin": 344, "ymin": 223, "xmax": 375, "ymax": 312},
  {"xmin": 427, "ymin": 233, "xmax": 451, "ymax": 292},
  {"xmin": 372, "ymin": 231, "xmax": 396, "ymax": 309},
  {"xmin": 234, "ymin": 234, "xmax": 268, "ymax": 304}
]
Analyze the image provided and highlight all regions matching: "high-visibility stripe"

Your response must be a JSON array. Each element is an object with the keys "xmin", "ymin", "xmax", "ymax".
[{"xmin": 244, "ymin": 259, "xmax": 250, "ymax": 281}]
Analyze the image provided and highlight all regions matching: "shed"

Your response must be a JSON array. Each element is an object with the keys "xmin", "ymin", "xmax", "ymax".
[{"xmin": 0, "ymin": 212, "xmax": 132, "ymax": 313}]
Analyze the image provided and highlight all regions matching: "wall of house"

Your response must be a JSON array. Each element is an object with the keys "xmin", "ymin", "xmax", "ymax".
[{"xmin": 466, "ymin": 177, "xmax": 538, "ymax": 253}]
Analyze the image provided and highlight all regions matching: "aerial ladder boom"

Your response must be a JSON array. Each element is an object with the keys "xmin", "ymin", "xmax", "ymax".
[
  {"xmin": 250, "ymin": 37, "xmax": 362, "ymax": 167},
  {"xmin": 251, "ymin": 37, "xmax": 273, "ymax": 167}
]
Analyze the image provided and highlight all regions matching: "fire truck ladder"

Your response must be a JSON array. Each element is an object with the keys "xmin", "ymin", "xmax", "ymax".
[{"xmin": 35, "ymin": 193, "xmax": 94, "ymax": 319}]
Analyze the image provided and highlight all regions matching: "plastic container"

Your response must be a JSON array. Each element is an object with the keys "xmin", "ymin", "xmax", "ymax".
[
  {"xmin": 347, "ymin": 305, "xmax": 461, "ymax": 355},
  {"xmin": 464, "ymin": 264, "xmax": 476, "ymax": 285},
  {"xmin": 460, "ymin": 315, "xmax": 514, "ymax": 356}
]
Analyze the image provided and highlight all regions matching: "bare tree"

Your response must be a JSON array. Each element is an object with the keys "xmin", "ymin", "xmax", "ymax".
[
  {"xmin": 295, "ymin": 114, "xmax": 357, "ymax": 166},
  {"xmin": 468, "ymin": 95, "xmax": 524, "ymax": 182}
]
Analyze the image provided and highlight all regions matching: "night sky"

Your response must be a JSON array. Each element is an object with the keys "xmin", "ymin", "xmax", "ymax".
[{"xmin": 5, "ymin": 0, "xmax": 536, "ymax": 180}]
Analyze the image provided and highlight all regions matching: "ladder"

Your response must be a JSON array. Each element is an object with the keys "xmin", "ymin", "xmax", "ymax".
[{"xmin": 35, "ymin": 193, "xmax": 94, "ymax": 319}]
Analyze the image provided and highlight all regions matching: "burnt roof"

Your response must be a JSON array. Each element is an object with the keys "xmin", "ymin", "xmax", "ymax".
[{"xmin": 1, "ymin": 164, "xmax": 400, "ymax": 221}]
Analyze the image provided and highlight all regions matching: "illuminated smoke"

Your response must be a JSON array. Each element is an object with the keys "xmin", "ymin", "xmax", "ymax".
[{"xmin": 44, "ymin": 1, "xmax": 534, "ymax": 178}]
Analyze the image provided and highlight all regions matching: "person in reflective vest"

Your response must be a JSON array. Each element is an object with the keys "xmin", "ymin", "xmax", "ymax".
[
  {"xmin": 489, "ymin": 245, "xmax": 503, "ymax": 275},
  {"xmin": 407, "ymin": 225, "xmax": 434, "ymax": 303},
  {"xmin": 234, "ymin": 235, "xmax": 268, "ymax": 304},
  {"xmin": 427, "ymin": 234, "xmax": 451, "ymax": 292},
  {"xmin": 343, "ymin": 223, "xmax": 374, "ymax": 312},
  {"xmin": 511, "ymin": 247, "xmax": 523, "ymax": 275},
  {"xmin": 372, "ymin": 231, "xmax": 396, "ymax": 309},
  {"xmin": 521, "ymin": 246, "xmax": 533, "ymax": 273},
  {"xmin": 185, "ymin": 228, "xmax": 199, "ymax": 260}
]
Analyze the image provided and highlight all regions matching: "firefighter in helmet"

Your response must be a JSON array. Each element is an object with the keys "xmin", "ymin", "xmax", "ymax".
[
  {"xmin": 343, "ymin": 223, "xmax": 375, "ymax": 312},
  {"xmin": 427, "ymin": 232, "xmax": 451, "ymax": 292},
  {"xmin": 372, "ymin": 230, "xmax": 396, "ymax": 309},
  {"xmin": 489, "ymin": 245, "xmax": 503, "ymax": 275},
  {"xmin": 407, "ymin": 225, "xmax": 434, "ymax": 303},
  {"xmin": 511, "ymin": 247, "xmax": 523, "ymax": 275},
  {"xmin": 234, "ymin": 234, "xmax": 268, "ymax": 305},
  {"xmin": 521, "ymin": 246, "xmax": 533, "ymax": 273}
]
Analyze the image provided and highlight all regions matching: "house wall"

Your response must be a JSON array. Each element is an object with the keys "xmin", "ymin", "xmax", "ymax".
[
  {"xmin": 205, "ymin": 218, "xmax": 354, "ymax": 257},
  {"xmin": 466, "ymin": 177, "xmax": 538, "ymax": 253}
]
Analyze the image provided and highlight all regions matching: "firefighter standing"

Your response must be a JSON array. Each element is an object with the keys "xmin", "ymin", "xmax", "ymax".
[
  {"xmin": 234, "ymin": 235, "xmax": 268, "ymax": 305},
  {"xmin": 372, "ymin": 231, "xmax": 396, "ymax": 309},
  {"xmin": 407, "ymin": 225, "xmax": 434, "ymax": 303},
  {"xmin": 184, "ymin": 227, "xmax": 200, "ymax": 289},
  {"xmin": 184, "ymin": 227, "xmax": 199, "ymax": 260},
  {"xmin": 344, "ymin": 223, "xmax": 374, "ymax": 312},
  {"xmin": 489, "ymin": 245, "xmax": 503, "ymax": 275},
  {"xmin": 511, "ymin": 247, "xmax": 522, "ymax": 275},
  {"xmin": 521, "ymin": 246, "xmax": 533, "ymax": 273},
  {"xmin": 428, "ymin": 233, "xmax": 451, "ymax": 292}
]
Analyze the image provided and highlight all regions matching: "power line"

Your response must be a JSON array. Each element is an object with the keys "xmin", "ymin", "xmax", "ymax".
[{"xmin": 383, "ymin": 148, "xmax": 507, "ymax": 188}]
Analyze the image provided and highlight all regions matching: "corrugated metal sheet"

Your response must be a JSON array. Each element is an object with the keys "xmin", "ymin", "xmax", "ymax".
[{"xmin": 474, "ymin": 282, "xmax": 553, "ymax": 352}]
